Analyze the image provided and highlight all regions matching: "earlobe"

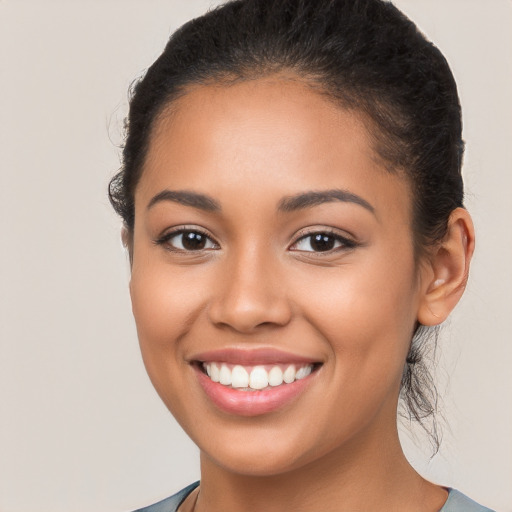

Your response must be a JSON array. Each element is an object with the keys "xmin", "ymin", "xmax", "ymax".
[{"xmin": 417, "ymin": 208, "xmax": 475, "ymax": 326}]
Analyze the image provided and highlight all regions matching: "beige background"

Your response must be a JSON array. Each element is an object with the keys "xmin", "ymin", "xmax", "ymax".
[{"xmin": 0, "ymin": 1, "xmax": 510, "ymax": 511}]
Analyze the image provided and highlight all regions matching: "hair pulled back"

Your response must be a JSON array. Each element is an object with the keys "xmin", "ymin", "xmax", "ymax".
[{"xmin": 109, "ymin": 0, "xmax": 465, "ymax": 452}]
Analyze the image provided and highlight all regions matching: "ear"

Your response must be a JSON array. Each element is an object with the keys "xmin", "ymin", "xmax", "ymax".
[
  {"xmin": 121, "ymin": 225, "xmax": 134, "ymax": 268},
  {"xmin": 417, "ymin": 208, "xmax": 475, "ymax": 326}
]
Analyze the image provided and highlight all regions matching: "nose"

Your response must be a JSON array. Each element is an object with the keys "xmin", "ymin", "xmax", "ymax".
[{"xmin": 207, "ymin": 246, "xmax": 292, "ymax": 333}]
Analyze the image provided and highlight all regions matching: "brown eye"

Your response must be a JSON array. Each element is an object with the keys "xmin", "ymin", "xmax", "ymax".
[
  {"xmin": 181, "ymin": 231, "xmax": 208, "ymax": 250},
  {"xmin": 156, "ymin": 229, "xmax": 218, "ymax": 251},
  {"xmin": 291, "ymin": 232, "xmax": 355, "ymax": 253},
  {"xmin": 309, "ymin": 233, "xmax": 336, "ymax": 252}
]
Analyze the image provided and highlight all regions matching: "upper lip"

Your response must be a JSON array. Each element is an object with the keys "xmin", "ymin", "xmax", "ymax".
[{"xmin": 189, "ymin": 347, "xmax": 321, "ymax": 366}]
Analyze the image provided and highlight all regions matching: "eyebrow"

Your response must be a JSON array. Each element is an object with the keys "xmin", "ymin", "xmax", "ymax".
[
  {"xmin": 277, "ymin": 189, "xmax": 375, "ymax": 213},
  {"xmin": 146, "ymin": 188, "xmax": 374, "ymax": 215},
  {"xmin": 147, "ymin": 190, "xmax": 221, "ymax": 212}
]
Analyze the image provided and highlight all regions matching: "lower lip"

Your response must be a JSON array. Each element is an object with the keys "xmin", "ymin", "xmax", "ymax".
[{"xmin": 194, "ymin": 366, "xmax": 316, "ymax": 416}]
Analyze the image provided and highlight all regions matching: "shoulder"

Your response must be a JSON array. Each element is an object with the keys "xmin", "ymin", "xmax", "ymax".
[
  {"xmin": 441, "ymin": 489, "xmax": 495, "ymax": 512},
  {"xmin": 131, "ymin": 482, "xmax": 200, "ymax": 512}
]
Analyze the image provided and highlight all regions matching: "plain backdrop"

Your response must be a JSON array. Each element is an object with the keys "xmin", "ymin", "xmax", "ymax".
[{"xmin": 0, "ymin": 1, "xmax": 511, "ymax": 511}]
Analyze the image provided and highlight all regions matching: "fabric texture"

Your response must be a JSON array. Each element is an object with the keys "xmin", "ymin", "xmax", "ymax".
[
  {"xmin": 132, "ymin": 482, "xmax": 199, "ymax": 512},
  {"xmin": 132, "ymin": 482, "xmax": 494, "ymax": 512},
  {"xmin": 440, "ymin": 488, "xmax": 495, "ymax": 512}
]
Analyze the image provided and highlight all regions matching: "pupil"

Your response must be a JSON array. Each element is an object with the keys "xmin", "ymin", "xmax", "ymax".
[
  {"xmin": 182, "ymin": 231, "xmax": 206, "ymax": 250},
  {"xmin": 311, "ymin": 234, "xmax": 335, "ymax": 252}
]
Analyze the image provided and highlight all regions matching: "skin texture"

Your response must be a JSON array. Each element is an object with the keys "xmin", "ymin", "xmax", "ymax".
[{"xmin": 129, "ymin": 77, "xmax": 474, "ymax": 511}]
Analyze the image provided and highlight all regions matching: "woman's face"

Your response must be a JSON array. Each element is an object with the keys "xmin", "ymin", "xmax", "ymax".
[{"xmin": 130, "ymin": 77, "xmax": 426, "ymax": 476}]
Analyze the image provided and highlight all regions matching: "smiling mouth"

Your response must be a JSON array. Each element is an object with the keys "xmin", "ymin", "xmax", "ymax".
[{"xmin": 197, "ymin": 362, "xmax": 322, "ymax": 391}]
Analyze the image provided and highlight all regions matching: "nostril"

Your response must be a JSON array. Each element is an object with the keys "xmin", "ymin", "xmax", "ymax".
[{"xmin": 207, "ymin": 299, "xmax": 292, "ymax": 333}]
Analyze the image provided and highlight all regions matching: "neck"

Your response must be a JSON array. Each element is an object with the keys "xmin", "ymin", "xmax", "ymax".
[{"xmin": 194, "ymin": 423, "xmax": 447, "ymax": 512}]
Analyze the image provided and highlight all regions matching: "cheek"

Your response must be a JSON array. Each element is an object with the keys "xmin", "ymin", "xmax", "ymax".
[
  {"xmin": 129, "ymin": 257, "xmax": 208, "ymax": 391},
  {"xmin": 296, "ymin": 252, "xmax": 418, "ymax": 383},
  {"xmin": 129, "ymin": 260, "xmax": 216, "ymax": 431},
  {"xmin": 286, "ymin": 259, "xmax": 418, "ymax": 446}
]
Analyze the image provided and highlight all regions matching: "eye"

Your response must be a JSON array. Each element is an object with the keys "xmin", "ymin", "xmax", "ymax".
[
  {"xmin": 155, "ymin": 229, "xmax": 218, "ymax": 252},
  {"xmin": 290, "ymin": 231, "xmax": 355, "ymax": 253}
]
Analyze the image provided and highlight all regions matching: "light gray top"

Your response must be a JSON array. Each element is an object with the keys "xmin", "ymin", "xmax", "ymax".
[
  {"xmin": 441, "ymin": 489, "xmax": 495, "ymax": 512},
  {"xmin": 133, "ymin": 482, "xmax": 495, "ymax": 512}
]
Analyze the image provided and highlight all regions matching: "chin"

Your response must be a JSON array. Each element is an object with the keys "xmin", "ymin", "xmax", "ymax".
[
  {"xmin": 190, "ymin": 418, "xmax": 335, "ymax": 478},
  {"xmin": 203, "ymin": 443, "xmax": 309, "ymax": 477}
]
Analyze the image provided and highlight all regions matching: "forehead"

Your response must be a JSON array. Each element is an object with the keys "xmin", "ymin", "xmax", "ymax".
[
  {"xmin": 150, "ymin": 77, "xmax": 374, "ymax": 175},
  {"xmin": 137, "ymin": 77, "xmax": 411, "ymax": 221}
]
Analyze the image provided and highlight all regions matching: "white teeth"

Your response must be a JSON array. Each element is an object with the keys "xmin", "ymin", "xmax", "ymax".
[
  {"xmin": 231, "ymin": 365, "xmax": 249, "ymax": 388},
  {"xmin": 268, "ymin": 366, "xmax": 284, "ymax": 387},
  {"xmin": 219, "ymin": 364, "xmax": 231, "ymax": 385},
  {"xmin": 296, "ymin": 365, "xmax": 312, "ymax": 380},
  {"xmin": 249, "ymin": 366, "xmax": 268, "ymax": 390},
  {"xmin": 210, "ymin": 363, "xmax": 220, "ymax": 382},
  {"xmin": 283, "ymin": 364, "xmax": 296, "ymax": 384},
  {"xmin": 203, "ymin": 362, "xmax": 314, "ymax": 390}
]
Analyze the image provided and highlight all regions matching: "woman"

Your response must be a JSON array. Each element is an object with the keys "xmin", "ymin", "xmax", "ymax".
[{"xmin": 109, "ymin": 0, "xmax": 493, "ymax": 510}]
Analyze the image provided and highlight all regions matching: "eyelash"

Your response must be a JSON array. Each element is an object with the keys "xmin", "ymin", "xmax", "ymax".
[
  {"xmin": 153, "ymin": 227, "xmax": 219, "ymax": 252},
  {"xmin": 290, "ymin": 229, "xmax": 357, "ymax": 254},
  {"xmin": 153, "ymin": 227, "xmax": 357, "ymax": 254}
]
